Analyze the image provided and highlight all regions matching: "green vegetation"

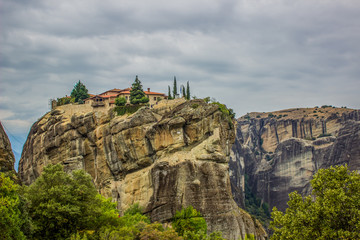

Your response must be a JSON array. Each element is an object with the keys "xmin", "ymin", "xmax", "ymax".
[
  {"xmin": 172, "ymin": 206, "xmax": 226, "ymax": 240},
  {"xmin": 168, "ymin": 77, "xmax": 190, "ymax": 100},
  {"xmin": 203, "ymin": 97, "xmax": 211, "ymax": 103},
  {"xmin": 173, "ymin": 76, "xmax": 178, "ymax": 99},
  {"xmin": 211, "ymin": 101, "xmax": 236, "ymax": 129},
  {"xmin": 181, "ymin": 85, "xmax": 186, "ymax": 98},
  {"xmin": 0, "ymin": 173, "xmax": 28, "ymax": 240},
  {"xmin": 168, "ymin": 85, "xmax": 173, "ymax": 100},
  {"xmin": 240, "ymin": 234, "xmax": 256, "ymax": 240},
  {"xmin": 56, "ymin": 96, "xmax": 73, "ymax": 106},
  {"xmin": 268, "ymin": 113, "xmax": 275, "ymax": 118},
  {"xmin": 114, "ymin": 105, "xmax": 143, "ymax": 116},
  {"xmin": 2, "ymin": 164, "xmax": 234, "ymax": 239},
  {"xmin": 130, "ymin": 76, "xmax": 149, "ymax": 105},
  {"xmin": 115, "ymin": 97, "xmax": 127, "ymax": 106},
  {"xmin": 186, "ymin": 81, "xmax": 191, "ymax": 100},
  {"xmin": 211, "ymin": 102, "xmax": 235, "ymax": 119},
  {"xmin": 191, "ymin": 103, "xmax": 199, "ymax": 109},
  {"xmin": 71, "ymin": 80, "xmax": 90, "ymax": 104},
  {"xmin": 270, "ymin": 165, "xmax": 360, "ymax": 240},
  {"xmin": 24, "ymin": 164, "xmax": 119, "ymax": 239},
  {"xmin": 318, "ymin": 133, "xmax": 332, "ymax": 138},
  {"xmin": 172, "ymin": 206, "xmax": 207, "ymax": 237},
  {"xmin": 244, "ymin": 175, "xmax": 271, "ymax": 227},
  {"xmin": 321, "ymin": 105, "xmax": 333, "ymax": 108}
]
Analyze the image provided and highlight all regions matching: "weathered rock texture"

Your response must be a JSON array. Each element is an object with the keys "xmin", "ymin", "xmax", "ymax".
[
  {"xmin": 0, "ymin": 121, "xmax": 17, "ymax": 178},
  {"xmin": 19, "ymin": 100, "xmax": 266, "ymax": 240},
  {"xmin": 230, "ymin": 107, "xmax": 360, "ymax": 212}
]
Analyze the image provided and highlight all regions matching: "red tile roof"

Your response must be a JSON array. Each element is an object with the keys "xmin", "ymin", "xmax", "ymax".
[
  {"xmin": 85, "ymin": 87, "xmax": 166, "ymax": 102},
  {"xmin": 144, "ymin": 91, "xmax": 166, "ymax": 95}
]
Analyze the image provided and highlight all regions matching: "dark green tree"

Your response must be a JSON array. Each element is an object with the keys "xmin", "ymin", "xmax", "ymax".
[
  {"xmin": 270, "ymin": 165, "xmax": 360, "ymax": 240},
  {"xmin": 24, "ymin": 164, "xmax": 119, "ymax": 239},
  {"xmin": 0, "ymin": 173, "xmax": 27, "ymax": 240},
  {"xmin": 173, "ymin": 76, "xmax": 178, "ymax": 99},
  {"xmin": 181, "ymin": 85, "xmax": 186, "ymax": 98},
  {"xmin": 115, "ymin": 97, "xmax": 127, "ymax": 106},
  {"xmin": 130, "ymin": 76, "xmax": 149, "ymax": 105},
  {"xmin": 70, "ymin": 80, "xmax": 90, "ymax": 103},
  {"xmin": 186, "ymin": 81, "xmax": 190, "ymax": 100},
  {"xmin": 168, "ymin": 85, "xmax": 172, "ymax": 100}
]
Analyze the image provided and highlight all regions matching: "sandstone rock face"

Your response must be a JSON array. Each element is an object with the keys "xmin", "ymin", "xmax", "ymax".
[
  {"xmin": 19, "ymin": 100, "xmax": 266, "ymax": 240},
  {"xmin": 0, "ymin": 121, "xmax": 17, "ymax": 178},
  {"xmin": 230, "ymin": 107, "xmax": 360, "ymax": 212}
]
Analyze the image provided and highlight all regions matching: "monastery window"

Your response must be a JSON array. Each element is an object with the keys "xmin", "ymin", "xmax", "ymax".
[{"xmin": 154, "ymin": 97, "xmax": 156, "ymax": 101}]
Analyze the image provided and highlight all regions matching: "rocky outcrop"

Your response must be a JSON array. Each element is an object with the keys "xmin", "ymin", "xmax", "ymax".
[
  {"xmin": 230, "ymin": 107, "xmax": 360, "ymax": 212},
  {"xmin": 19, "ymin": 99, "xmax": 267, "ymax": 240},
  {"xmin": 0, "ymin": 121, "xmax": 17, "ymax": 178}
]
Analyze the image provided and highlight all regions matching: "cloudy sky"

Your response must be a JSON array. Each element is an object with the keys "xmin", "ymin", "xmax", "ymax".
[{"xmin": 1, "ymin": 0, "xmax": 360, "ymax": 168}]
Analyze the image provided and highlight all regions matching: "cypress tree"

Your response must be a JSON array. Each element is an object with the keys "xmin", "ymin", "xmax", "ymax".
[
  {"xmin": 173, "ymin": 76, "xmax": 177, "ymax": 99},
  {"xmin": 168, "ymin": 85, "xmax": 172, "ymax": 100},
  {"xmin": 186, "ymin": 81, "xmax": 190, "ymax": 100}
]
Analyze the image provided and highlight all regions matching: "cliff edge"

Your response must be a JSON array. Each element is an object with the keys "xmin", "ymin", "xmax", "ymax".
[
  {"xmin": 19, "ymin": 99, "xmax": 266, "ymax": 240},
  {"xmin": 0, "ymin": 121, "xmax": 17, "ymax": 179},
  {"xmin": 230, "ymin": 106, "xmax": 360, "ymax": 212}
]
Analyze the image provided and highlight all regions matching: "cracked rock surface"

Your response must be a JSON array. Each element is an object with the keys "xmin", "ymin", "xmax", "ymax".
[{"xmin": 19, "ymin": 99, "xmax": 266, "ymax": 240}]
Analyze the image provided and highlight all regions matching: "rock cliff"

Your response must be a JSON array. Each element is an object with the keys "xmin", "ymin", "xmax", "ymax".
[
  {"xmin": 19, "ymin": 99, "xmax": 266, "ymax": 240},
  {"xmin": 0, "ymin": 121, "xmax": 17, "ymax": 178},
  {"xmin": 230, "ymin": 107, "xmax": 360, "ymax": 212}
]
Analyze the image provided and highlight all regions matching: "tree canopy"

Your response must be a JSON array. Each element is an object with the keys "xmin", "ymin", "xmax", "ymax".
[
  {"xmin": 130, "ymin": 76, "xmax": 149, "ymax": 105},
  {"xmin": 270, "ymin": 165, "xmax": 360, "ymax": 240},
  {"xmin": 115, "ymin": 96, "xmax": 127, "ymax": 106},
  {"xmin": 70, "ymin": 80, "xmax": 90, "ymax": 103},
  {"xmin": 0, "ymin": 173, "xmax": 27, "ymax": 240},
  {"xmin": 24, "ymin": 164, "xmax": 119, "ymax": 239}
]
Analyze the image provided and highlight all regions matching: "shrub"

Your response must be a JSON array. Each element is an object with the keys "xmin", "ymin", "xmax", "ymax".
[
  {"xmin": 203, "ymin": 97, "xmax": 211, "ymax": 103},
  {"xmin": 211, "ymin": 101, "xmax": 235, "ymax": 128},
  {"xmin": 172, "ymin": 206, "xmax": 207, "ymax": 237},
  {"xmin": 114, "ymin": 105, "xmax": 142, "ymax": 116},
  {"xmin": 191, "ymin": 103, "xmax": 199, "ymax": 109},
  {"xmin": 318, "ymin": 133, "xmax": 332, "ymax": 138},
  {"xmin": 115, "ymin": 97, "xmax": 127, "ymax": 106}
]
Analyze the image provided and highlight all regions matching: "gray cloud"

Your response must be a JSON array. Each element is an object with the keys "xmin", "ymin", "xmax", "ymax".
[{"xmin": 1, "ymin": 0, "xmax": 360, "ymax": 165}]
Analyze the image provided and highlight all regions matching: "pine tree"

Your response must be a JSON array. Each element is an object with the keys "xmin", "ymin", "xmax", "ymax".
[
  {"xmin": 186, "ymin": 81, "xmax": 190, "ymax": 100},
  {"xmin": 130, "ymin": 76, "xmax": 149, "ymax": 105},
  {"xmin": 70, "ymin": 80, "xmax": 90, "ymax": 103},
  {"xmin": 173, "ymin": 76, "xmax": 178, "ymax": 99},
  {"xmin": 182, "ymin": 85, "xmax": 186, "ymax": 98}
]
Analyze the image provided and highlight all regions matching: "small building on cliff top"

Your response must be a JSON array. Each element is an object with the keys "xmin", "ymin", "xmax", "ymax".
[{"xmin": 84, "ymin": 87, "xmax": 167, "ymax": 108}]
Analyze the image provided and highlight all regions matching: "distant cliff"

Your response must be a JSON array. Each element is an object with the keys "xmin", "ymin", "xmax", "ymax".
[
  {"xmin": 19, "ymin": 99, "xmax": 266, "ymax": 240},
  {"xmin": 0, "ymin": 121, "xmax": 17, "ymax": 179},
  {"xmin": 230, "ymin": 107, "xmax": 360, "ymax": 212}
]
